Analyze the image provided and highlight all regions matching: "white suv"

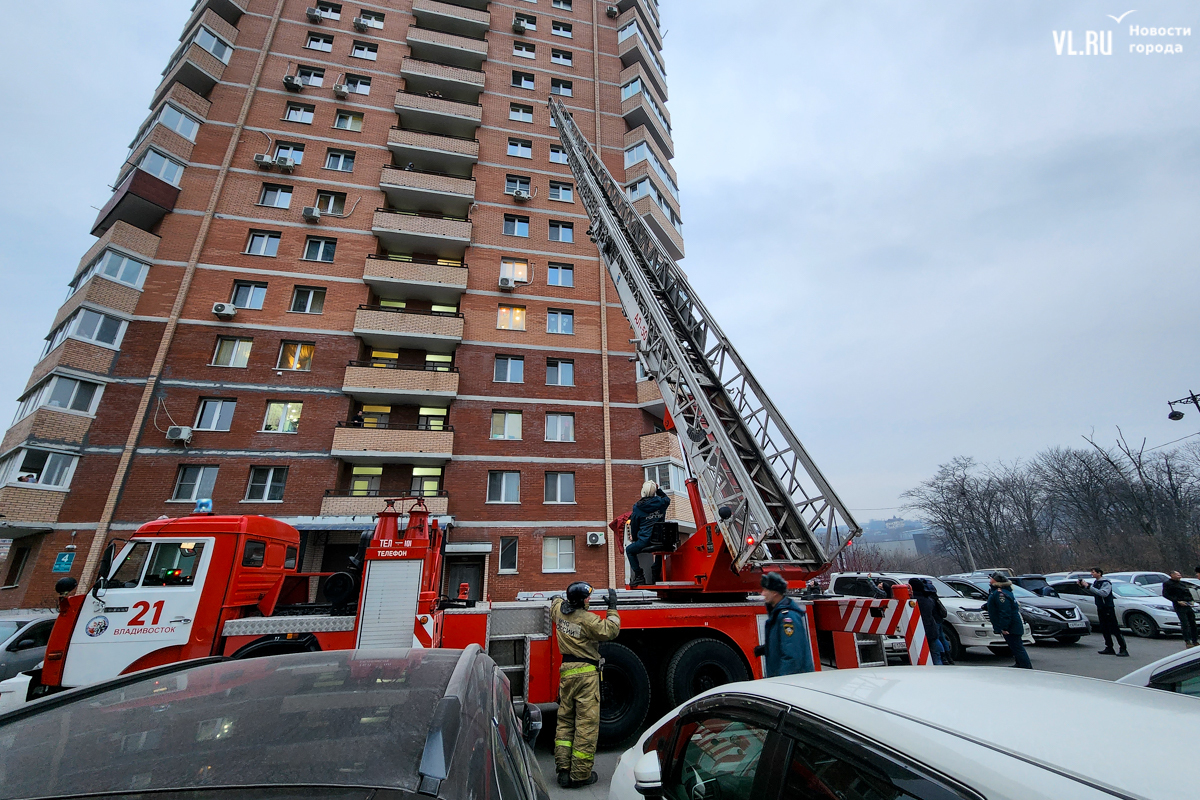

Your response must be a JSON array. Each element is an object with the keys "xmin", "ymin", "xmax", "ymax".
[{"xmin": 827, "ymin": 571, "xmax": 1034, "ymax": 660}]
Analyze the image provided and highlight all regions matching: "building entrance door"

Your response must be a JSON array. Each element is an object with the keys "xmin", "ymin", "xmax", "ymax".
[{"xmin": 445, "ymin": 556, "xmax": 484, "ymax": 601}]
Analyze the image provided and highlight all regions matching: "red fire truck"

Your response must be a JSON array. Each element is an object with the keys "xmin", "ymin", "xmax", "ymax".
[{"xmin": 13, "ymin": 100, "xmax": 929, "ymax": 741}]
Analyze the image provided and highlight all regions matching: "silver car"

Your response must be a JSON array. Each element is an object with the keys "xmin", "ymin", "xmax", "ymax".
[
  {"xmin": 1051, "ymin": 580, "xmax": 1197, "ymax": 639},
  {"xmin": 0, "ymin": 617, "xmax": 56, "ymax": 680}
]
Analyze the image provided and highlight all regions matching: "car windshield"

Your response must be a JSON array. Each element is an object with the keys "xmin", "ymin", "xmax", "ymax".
[
  {"xmin": 963, "ymin": 580, "xmax": 1035, "ymax": 598},
  {"xmin": 1113, "ymin": 582, "xmax": 1156, "ymax": 597},
  {"xmin": 0, "ymin": 621, "xmax": 26, "ymax": 640},
  {"xmin": 925, "ymin": 578, "xmax": 961, "ymax": 599}
]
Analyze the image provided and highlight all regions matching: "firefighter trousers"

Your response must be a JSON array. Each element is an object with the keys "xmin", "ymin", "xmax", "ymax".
[{"xmin": 554, "ymin": 665, "xmax": 600, "ymax": 781}]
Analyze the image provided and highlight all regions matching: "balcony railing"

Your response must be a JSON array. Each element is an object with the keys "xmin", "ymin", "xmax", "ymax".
[
  {"xmin": 92, "ymin": 168, "xmax": 180, "ymax": 237},
  {"xmin": 321, "ymin": 491, "xmax": 449, "ymax": 517},
  {"xmin": 388, "ymin": 127, "xmax": 479, "ymax": 175},
  {"xmin": 1, "ymin": 408, "xmax": 91, "ymax": 455},
  {"xmin": 0, "ymin": 485, "xmax": 65, "ymax": 534},
  {"xmin": 152, "ymin": 41, "xmax": 225, "ymax": 108},
  {"xmin": 412, "ymin": 0, "xmax": 490, "ymax": 37},
  {"xmin": 401, "ymin": 58, "xmax": 485, "ymax": 104},
  {"xmin": 621, "ymin": 92, "xmax": 674, "ymax": 159},
  {"xmin": 353, "ymin": 303, "xmax": 464, "ymax": 353},
  {"xmin": 364, "ymin": 254, "xmax": 468, "ymax": 303},
  {"xmin": 406, "ymin": 25, "xmax": 488, "ymax": 70},
  {"xmin": 331, "ymin": 422, "xmax": 455, "ymax": 464},
  {"xmin": 372, "ymin": 208, "xmax": 472, "ymax": 259},
  {"xmin": 342, "ymin": 360, "xmax": 461, "ymax": 404},
  {"xmin": 379, "ymin": 165, "xmax": 476, "ymax": 217},
  {"xmin": 395, "ymin": 91, "xmax": 483, "ymax": 139}
]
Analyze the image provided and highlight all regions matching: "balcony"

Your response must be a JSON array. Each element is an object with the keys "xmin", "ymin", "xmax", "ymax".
[
  {"xmin": 321, "ymin": 491, "xmax": 449, "ymax": 518},
  {"xmin": 401, "ymin": 58, "xmax": 485, "ymax": 104},
  {"xmin": 617, "ymin": 0, "xmax": 661, "ymax": 30},
  {"xmin": 372, "ymin": 208, "xmax": 472, "ymax": 259},
  {"xmin": 388, "ymin": 127, "xmax": 478, "ymax": 177},
  {"xmin": 412, "ymin": 0, "xmax": 490, "ymax": 38},
  {"xmin": 28, "ymin": 340, "xmax": 119, "ymax": 391},
  {"xmin": 186, "ymin": 0, "xmax": 246, "ymax": 28},
  {"xmin": 395, "ymin": 91, "xmax": 483, "ymax": 139},
  {"xmin": 331, "ymin": 423, "xmax": 454, "ymax": 466},
  {"xmin": 621, "ymin": 91, "xmax": 673, "ymax": 159},
  {"xmin": 636, "ymin": 379, "xmax": 665, "ymax": 416},
  {"xmin": 152, "ymin": 41, "xmax": 225, "ymax": 108},
  {"xmin": 641, "ymin": 430, "xmax": 683, "ymax": 461},
  {"xmin": 616, "ymin": 5, "xmax": 662, "ymax": 52},
  {"xmin": 380, "ymin": 166, "xmax": 475, "ymax": 217},
  {"xmin": 2, "ymin": 409, "xmax": 91, "ymax": 455},
  {"xmin": 91, "ymin": 168, "xmax": 180, "ymax": 237},
  {"xmin": 406, "ymin": 26, "xmax": 488, "ymax": 70},
  {"xmin": 353, "ymin": 304, "xmax": 464, "ymax": 353},
  {"xmin": 342, "ymin": 361, "xmax": 460, "ymax": 405},
  {"xmin": 74, "ymin": 223, "xmax": 160, "ymax": 286},
  {"xmin": 0, "ymin": 486, "xmax": 64, "ymax": 536},
  {"xmin": 618, "ymin": 28, "xmax": 667, "ymax": 101},
  {"xmin": 624, "ymin": 126, "xmax": 679, "ymax": 186},
  {"xmin": 364, "ymin": 255, "xmax": 468, "ymax": 304},
  {"xmin": 53, "ymin": 276, "xmax": 141, "ymax": 330},
  {"xmin": 632, "ymin": 194, "xmax": 685, "ymax": 260}
]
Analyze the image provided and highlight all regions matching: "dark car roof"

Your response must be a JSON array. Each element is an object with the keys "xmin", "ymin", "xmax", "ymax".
[
  {"xmin": 0, "ymin": 649, "xmax": 467, "ymax": 798},
  {"xmin": 946, "ymin": 576, "xmax": 1075, "ymax": 608}
]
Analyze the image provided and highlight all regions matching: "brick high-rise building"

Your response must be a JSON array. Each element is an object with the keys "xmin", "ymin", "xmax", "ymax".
[{"xmin": 0, "ymin": 0, "xmax": 689, "ymax": 608}]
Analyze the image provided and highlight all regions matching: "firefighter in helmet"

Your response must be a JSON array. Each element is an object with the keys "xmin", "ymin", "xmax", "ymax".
[{"xmin": 551, "ymin": 581, "xmax": 621, "ymax": 788}]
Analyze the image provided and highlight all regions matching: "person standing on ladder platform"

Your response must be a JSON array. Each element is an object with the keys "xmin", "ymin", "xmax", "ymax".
[
  {"xmin": 551, "ymin": 582, "xmax": 621, "ymax": 788},
  {"xmin": 625, "ymin": 481, "xmax": 670, "ymax": 587}
]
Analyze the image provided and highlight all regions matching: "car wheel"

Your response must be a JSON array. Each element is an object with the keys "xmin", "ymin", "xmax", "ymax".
[
  {"xmin": 941, "ymin": 623, "xmax": 964, "ymax": 661},
  {"xmin": 987, "ymin": 646, "xmax": 1010, "ymax": 656},
  {"xmin": 1125, "ymin": 611, "xmax": 1158, "ymax": 639},
  {"xmin": 598, "ymin": 642, "xmax": 650, "ymax": 747},
  {"xmin": 665, "ymin": 638, "xmax": 750, "ymax": 708},
  {"xmin": 1056, "ymin": 635, "xmax": 1081, "ymax": 644}
]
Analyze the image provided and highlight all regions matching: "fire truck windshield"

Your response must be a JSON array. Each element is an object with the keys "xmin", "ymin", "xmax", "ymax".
[{"xmin": 142, "ymin": 542, "xmax": 206, "ymax": 586}]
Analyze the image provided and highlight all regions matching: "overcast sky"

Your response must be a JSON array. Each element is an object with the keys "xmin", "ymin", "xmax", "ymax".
[{"xmin": 1, "ymin": 1, "xmax": 1197, "ymax": 520}]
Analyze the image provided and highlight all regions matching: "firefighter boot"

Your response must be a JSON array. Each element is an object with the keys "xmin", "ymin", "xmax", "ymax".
[{"xmin": 630, "ymin": 569, "xmax": 647, "ymax": 588}]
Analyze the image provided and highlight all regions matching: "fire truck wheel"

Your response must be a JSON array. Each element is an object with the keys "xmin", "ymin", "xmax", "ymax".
[
  {"xmin": 665, "ymin": 638, "xmax": 750, "ymax": 708},
  {"xmin": 597, "ymin": 642, "xmax": 650, "ymax": 747}
]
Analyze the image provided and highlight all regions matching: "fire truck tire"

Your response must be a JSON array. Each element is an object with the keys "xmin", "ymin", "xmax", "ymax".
[
  {"xmin": 665, "ymin": 638, "xmax": 750, "ymax": 708},
  {"xmin": 597, "ymin": 642, "xmax": 650, "ymax": 747}
]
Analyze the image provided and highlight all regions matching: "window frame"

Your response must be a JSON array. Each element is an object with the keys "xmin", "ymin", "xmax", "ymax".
[
  {"xmin": 69, "ymin": 249, "xmax": 149, "ymax": 295},
  {"xmin": 548, "ymin": 182, "xmax": 573, "ymax": 202},
  {"xmin": 305, "ymin": 32, "xmax": 334, "ymax": 52},
  {"xmin": 549, "ymin": 220, "xmax": 574, "ymax": 243},
  {"xmin": 544, "ymin": 471, "xmax": 576, "ymax": 504},
  {"xmin": 549, "ymin": 146, "xmax": 568, "ymax": 164},
  {"xmin": 303, "ymin": 236, "xmax": 338, "ymax": 262},
  {"xmin": 497, "ymin": 304, "xmax": 527, "ymax": 331},
  {"xmin": 486, "ymin": 470, "xmax": 521, "ymax": 504},
  {"xmin": 138, "ymin": 148, "xmax": 185, "ymax": 186},
  {"xmin": 546, "ymin": 308, "xmax": 574, "ymax": 334},
  {"xmin": 324, "ymin": 149, "xmax": 356, "ymax": 171},
  {"xmin": 513, "ymin": 41, "xmax": 536, "ymax": 59},
  {"xmin": 245, "ymin": 466, "xmax": 289, "ymax": 502},
  {"xmin": 545, "ymin": 412, "xmax": 575, "ymax": 442},
  {"xmin": 351, "ymin": 40, "xmax": 378, "ymax": 60},
  {"xmin": 284, "ymin": 102, "xmax": 316, "ymax": 124},
  {"xmin": 194, "ymin": 398, "xmax": 236, "ymax": 432},
  {"xmin": 333, "ymin": 110, "xmax": 364, "ymax": 131},
  {"xmin": 505, "ymin": 175, "xmax": 532, "ymax": 196},
  {"xmin": 170, "ymin": 464, "xmax": 218, "ymax": 503},
  {"xmin": 290, "ymin": 286, "xmax": 327, "ymax": 314},
  {"xmin": 490, "ymin": 410, "xmax": 523, "ymax": 440},
  {"xmin": 1, "ymin": 448, "xmax": 80, "ymax": 490},
  {"xmin": 541, "ymin": 536, "xmax": 575, "ymax": 573},
  {"xmin": 503, "ymin": 214, "xmax": 530, "ymax": 237},
  {"xmin": 511, "ymin": 70, "xmax": 536, "ymax": 90},
  {"xmin": 245, "ymin": 231, "xmax": 281, "ymax": 257},
  {"xmin": 514, "ymin": 13, "xmax": 537, "ymax": 30},
  {"xmin": 507, "ymin": 138, "xmax": 533, "ymax": 159},
  {"xmin": 509, "ymin": 103, "xmax": 534, "ymax": 123},
  {"xmin": 494, "ymin": 355, "xmax": 525, "ymax": 383},
  {"xmin": 211, "ymin": 337, "xmax": 253, "ymax": 368},
  {"xmin": 551, "ymin": 20, "xmax": 573, "ymax": 38},
  {"xmin": 546, "ymin": 358, "xmax": 574, "ymax": 386},
  {"xmin": 500, "ymin": 257, "xmax": 530, "ymax": 284},
  {"xmin": 550, "ymin": 78, "xmax": 573, "ymax": 97},
  {"xmin": 547, "ymin": 263, "xmax": 574, "ymax": 287},
  {"xmin": 231, "ymin": 281, "xmax": 267, "ymax": 309},
  {"xmin": 262, "ymin": 400, "xmax": 304, "ymax": 434},
  {"xmin": 276, "ymin": 340, "xmax": 316, "ymax": 371},
  {"xmin": 499, "ymin": 536, "xmax": 519, "ymax": 574},
  {"xmin": 297, "ymin": 66, "xmax": 325, "ymax": 87},
  {"xmin": 258, "ymin": 183, "xmax": 293, "ymax": 209},
  {"xmin": 551, "ymin": 48, "xmax": 573, "ymax": 66}
]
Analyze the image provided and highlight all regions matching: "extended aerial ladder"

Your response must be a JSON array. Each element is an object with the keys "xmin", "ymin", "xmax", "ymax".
[{"xmin": 548, "ymin": 98, "xmax": 861, "ymax": 579}]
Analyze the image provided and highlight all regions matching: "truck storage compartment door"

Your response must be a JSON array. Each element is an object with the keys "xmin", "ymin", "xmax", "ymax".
[{"xmin": 356, "ymin": 559, "xmax": 422, "ymax": 649}]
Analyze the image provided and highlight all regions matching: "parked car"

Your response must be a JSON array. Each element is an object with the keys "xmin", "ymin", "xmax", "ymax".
[
  {"xmin": 1117, "ymin": 646, "xmax": 1200, "ymax": 697},
  {"xmin": 828, "ymin": 572, "xmax": 1034, "ymax": 660},
  {"xmin": 0, "ymin": 646, "xmax": 548, "ymax": 800},
  {"xmin": 941, "ymin": 576, "xmax": 1090, "ymax": 642},
  {"xmin": 1050, "ymin": 579, "xmax": 1199, "ymax": 638},
  {"xmin": 1106, "ymin": 571, "xmax": 1172, "ymax": 594},
  {"xmin": 1043, "ymin": 571, "xmax": 1093, "ymax": 583},
  {"xmin": 608, "ymin": 668, "xmax": 1192, "ymax": 800},
  {"xmin": 0, "ymin": 617, "xmax": 55, "ymax": 681},
  {"xmin": 1008, "ymin": 574, "xmax": 1059, "ymax": 596}
]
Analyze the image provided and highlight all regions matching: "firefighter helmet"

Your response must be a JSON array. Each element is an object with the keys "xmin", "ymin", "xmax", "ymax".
[{"xmin": 563, "ymin": 581, "xmax": 593, "ymax": 612}]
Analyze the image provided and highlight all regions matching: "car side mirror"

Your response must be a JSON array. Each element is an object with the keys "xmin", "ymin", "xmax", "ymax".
[
  {"xmin": 11, "ymin": 639, "xmax": 37, "ymax": 651},
  {"xmin": 634, "ymin": 750, "xmax": 663, "ymax": 797},
  {"xmin": 519, "ymin": 702, "xmax": 542, "ymax": 745},
  {"xmin": 92, "ymin": 542, "xmax": 117, "ymax": 598}
]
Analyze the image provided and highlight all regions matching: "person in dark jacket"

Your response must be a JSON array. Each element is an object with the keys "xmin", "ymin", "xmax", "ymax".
[
  {"xmin": 987, "ymin": 573, "xmax": 1032, "ymax": 669},
  {"xmin": 753, "ymin": 572, "xmax": 814, "ymax": 677},
  {"xmin": 1079, "ymin": 568, "xmax": 1129, "ymax": 657},
  {"xmin": 908, "ymin": 578, "xmax": 949, "ymax": 665},
  {"xmin": 1162, "ymin": 571, "xmax": 1197, "ymax": 648},
  {"xmin": 625, "ymin": 481, "xmax": 670, "ymax": 587}
]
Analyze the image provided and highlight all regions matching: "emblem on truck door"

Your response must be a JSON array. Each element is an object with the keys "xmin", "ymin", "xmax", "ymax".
[{"xmin": 85, "ymin": 616, "xmax": 110, "ymax": 637}]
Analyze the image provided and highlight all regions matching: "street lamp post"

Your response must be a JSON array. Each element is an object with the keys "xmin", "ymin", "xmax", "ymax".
[
  {"xmin": 1167, "ymin": 391, "xmax": 1200, "ymax": 421},
  {"xmin": 956, "ymin": 488, "xmax": 979, "ymax": 573}
]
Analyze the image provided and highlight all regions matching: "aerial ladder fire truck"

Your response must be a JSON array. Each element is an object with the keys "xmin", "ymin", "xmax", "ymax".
[{"xmin": 12, "ymin": 100, "xmax": 928, "ymax": 742}]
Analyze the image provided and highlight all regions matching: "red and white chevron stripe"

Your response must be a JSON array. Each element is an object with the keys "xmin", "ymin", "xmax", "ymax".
[
  {"xmin": 820, "ymin": 598, "xmax": 905, "ymax": 635},
  {"xmin": 413, "ymin": 614, "xmax": 435, "ymax": 648},
  {"xmin": 896, "ymin": 600, "xmax": 931, "ymax": 666}
]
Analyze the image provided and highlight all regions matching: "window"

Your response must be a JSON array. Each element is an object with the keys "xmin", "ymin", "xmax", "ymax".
[
  {"xmin": 418, "ymin": 407, "xmax": 448, "ymax": 430},
  {"xmin": 667, "ymin": 718, "xmax": 770, "ymax": 800},
  {"xmin": 549, "ymin": 146, "xmax": 568, "ymax": 164},
  {"xmin": 246, "ymin": 466, "xmax": 288, "ymax": 501},
  {"xmin": 277, "ymin": 341, "xmax": 315, "ymax": 371},
  {"xmin": 275, "ymin": 142, "xmax": 305, "ymax": 163},
  {"xmin": 499, "ymin": 537, "xmax": 518, "ymax": 573},
  {"xmin": 285, "ymin": 103, "xmax": 315, "ymax": 123},
  {"xmin": 315, "ymin": 2, "xmax": 341, "ymax": 19},
  {"xmin": 487, "ymin": 471, "xmax": 520, "ymax": 503},
  {"xmin": 511, "ymin": 71, "xmax": 535, "ymax": 90},
  {"xmin": 515, "ymin": 13, "xmax": 536, "ymax": 30},
  {"xmin": 325, "ymin": 149, "xmax": 355, "ymax": 171},
  {"xmin": 513, "ymin": 41, "xmax": 535, "ymax": 59},
  {"xmin": 263, "ymin": 401, "xmax": 303, "ymax": 433},
  {"xmin": 545, "ymin": 472, "xmax": 575, "ymax": 503},
  {"xmin": 494, "ymin": 355, "xmax": 524, "ymax": 383},
  {"xmin": 491, "ymin": 411, "xmax": 523, "ymax": 440},
  {"xmin": 194, "ymin": 27, "xmax": 232, "ymax": 61},
  {"xmin": 3, "ymin": 547, "xmax": 29, "ymax": 587},
  {"xmin": 549, "ymin": 182, "xmax": 573, "ymax": 202},
  {"xmin": 139, "ymin": 149, "xmax": 184, "ymax": 185},
  {"xmin": 212, "ymin": 337, "xmax": 252, "ymax": 367},
  {"xmin": 503, "ymin": 214, "xmax": 530, "ymax": 237},
  {"xmin": 334, "ymin": 110, "xmax": 364, "ymax": 131},
  {"xmin": 546, "ymin": 358, "xmax": 574, "ymax": 386},
  {"xmin": 507, "ymin": 138, "xmax": 533, "ymax": 159},
  {"xmin": 297, "ymin": 66, "xmax": 325, "ymax": 86},
  {"xmin": 625, "ymin": 142, "xmax": 680, "ymax": 199},
  {"xmin": 1, "ymin": 448, "xmax": 77, "ymax": 488},
  {"xmin": 553, "ymin": 0, "xmax": 573, "ymax": 9},
  {"xmin": 231, "ymin": 282, "xmax": 267, "ymax": 310},
  {"xmin": 498, "ymin": 305, "xmax": 526, "ymax": 330},
  {"xmin": 246, "ymin": 231, "xmax": 280, "ymax": 257},
  {"xmin": 142, "ymin": 543, "xmax": 204, "ymax": 585},
  {"xmin": 550, "ymin": 79, "xmax": 573, "ymax": 97},
  {"xmin": 550, "ymin": 49, "xmax": 573, "ymax": 68},
  {"xmin": 14, "ymin": 376, "xmax": 101, "ymax": 422},
  {"xmin": 303, "ymin": 237, "xmax": 337, "ymax": 262},
  {"xmin": 549, "ymin": 221, "xmax": 574, "ymax": 243},
  {"xmin": 290, "ymin": 287, "xmax": 326, "ymax": 313},
  {"xmin": 194, "ymin": 398, "xmax": 235, "ymax": 431},
  {"xmin": 157, "ymin": 104, "xmax": 200, "ymax": 140},
  {"xmin": 358, "ymin": 10, "xmax": 384, "ymax": 28},
  {"xmin": 69, "ymin": 250, "xmax": 147, "ymax": 295},
  {"xmin": 426, "ymin": 353, "xmax": 453, "ymax": 371},
  {"xmin": 547, "ymin": 263, "xmax": 574, "ymax": 287},
  {"xmin": 500, "ymin": 257, "xmax": 529, "ymax": 284},
  {"xmin": 412, "ymin": 466, "xmax": 442, "ymax": 496},
  {"xmin": 258, "ymin": 184, "xmax": 292, "ymax": 209},
  {"xmin": 171, "ymin": 465, "xmax": 218, "ymax": 501},
  {"xmin": 345, "ymin": 74, "xmax": 371, "ymax": 94},
  {"xmin": 46, "ymin": 309, "xmax": 124, "ymax": 353},
  {"xmin": 552, "ymin": 20, "xmax": 573, "ymax": 38},
  {"xmin": 306, "ymin": 33, "xmax": 334, "ymax": 52},
  {"xmin": 315, "ymin": 191, "xmax": 346, "ymax": 215},
  {"xmin": 645, "ymin": 463, "xmax": 685, "ymax": 492},
  {"xmin": 545, "ymin": 413, "xmax": 575, "ymax": 442},
  {"xmin": 542, "ymin": 537, "xmax": 575, "ymax": 572},
  {"xmin": 349, "ymin": 465, "xmax": 382, "ymax": 496},
  {"xmin": 351, "ymin": 41, "xmax": 378, "ymax": 60},
  {"xmin": 510, "ymin": 103, "xmax": 534, "ymax": 123},
  {"xmin": 547, "ymin": 309, "xmax": 574, "ymax": 334},
  {"xmin": 505, "ymin": 175, "xmax": 531, "ymax": 195}
]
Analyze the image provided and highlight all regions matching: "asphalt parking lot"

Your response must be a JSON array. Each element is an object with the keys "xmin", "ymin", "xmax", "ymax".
[{"xmin": 534, "ymin": 634, "xmax": 1190, "ymax": 799}]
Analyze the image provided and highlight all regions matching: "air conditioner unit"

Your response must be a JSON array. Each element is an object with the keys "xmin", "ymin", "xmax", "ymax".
[
  {"xmin": 586, "ymin": 531, "xmax": 606, "ymax": 547},
  {"xmin": 512, "ymin": 189, "xmax": 530, "ymax": 202},
  {"xmin": 283, "ymin": 74, "xmax": 304, "ymax": 92},
  {"xmin": 253, "ymin": 153, "xmax": 274, "ymax": 169},
  {"xmin": 606, "ymin": 6, "xmax": 619, "ymax": 18},
  {"xmin": 513, "ymin": 19, "xmax": 527, "ymax": 34},
  {"xmin": 498, "ymin": 276, "xmax": 514, "ymax": 290},
  {"xmin": 352, "ymin": 16, "xmax": 369, "ymax": 31},
  {"xmin": 305, "ymin": 7, "xmax": 322, "ymax": 23},
  {"xmin": 274, "ymin": 156, "xmax": 296, "ymax": 172},
  {"xmin": 333, "ymin": 83, "xmax": 350, "ymax": 98},
  {"xmin": 302, "ymin": 206, "xmax": 321, "ymax": 223},
  {"xmin": 166, "ymin": 426, "xmax": 193, "ymax": 443},
  {"xmin": 212, "ymin": 302, "xmax": 237, "ymax": 319}
]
